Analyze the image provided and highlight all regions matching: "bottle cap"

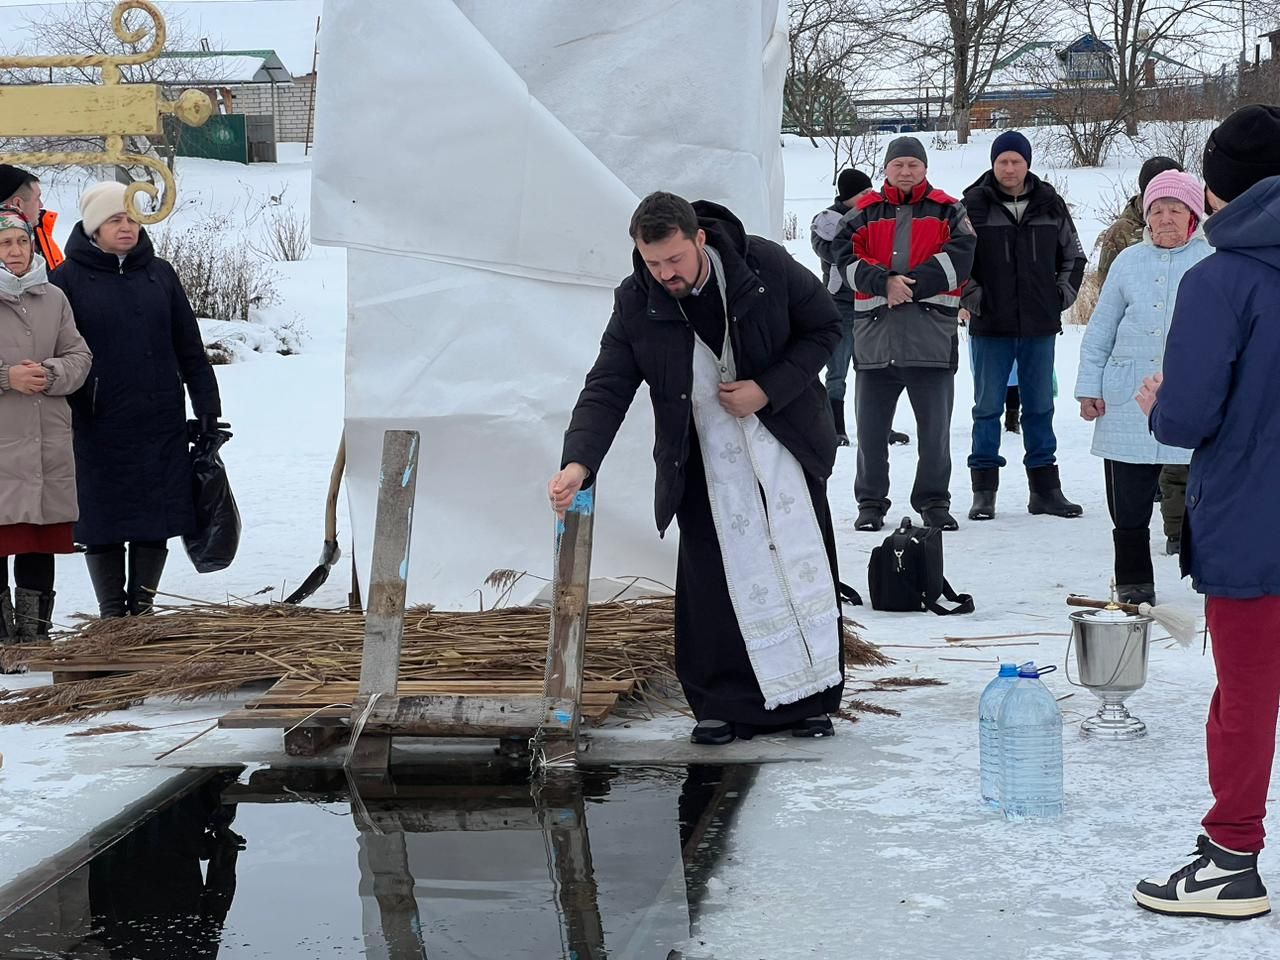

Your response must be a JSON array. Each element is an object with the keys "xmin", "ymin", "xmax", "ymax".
[{"xmin": 998, "ymin": 663, "xmax": 1018, "ymax": 677}]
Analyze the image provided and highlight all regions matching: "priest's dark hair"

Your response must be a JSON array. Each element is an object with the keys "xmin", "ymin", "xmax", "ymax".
[{"xmin": 629, "ymin": 191, "xmax": 699, "ymax": 244}]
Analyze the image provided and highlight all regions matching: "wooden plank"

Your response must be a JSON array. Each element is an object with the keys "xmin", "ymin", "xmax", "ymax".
[
  {"xmin": 362, "ymin": 694, "xmax": 577, "ymax": 737},
  {"xmin": 350, "ymin": 430, "xmax": 420, "ymax": 772},
  {"xmin": 220, "ymin": 695, "xmax": 616, "ymax": 730},
  {"xmin": 49, "ymin": 669, "xmax": 118, "ymax": 684},
  {"xmin": 265, "ymin": 678, "xmax": 635, "ymax": 695},
  {"xmin": 350, "ymin": 734, "xmax": 391, "ymax": 770},
  {"xmin": 364, "ymin": 807, "xmax": 575, "ymax": 833},
  {"xmin": 283, "ymin": 724, "xmax": 350, "ymax": 757},
  {"xmin": 251, "ymin": 689, "xmax": 618, "ymax": 709},
  {"xmin": 355, "ymin": 429, "xmax": 420, "ymax": 700},
  {"xmin": 544, "ymin": 488, "xmax": 595, "ymax": 750}
]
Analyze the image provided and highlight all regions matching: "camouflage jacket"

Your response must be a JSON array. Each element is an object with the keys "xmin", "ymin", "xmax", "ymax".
[{"xmin": 1096, "ymin": 196, "xmax": 1145, "ymax": 284}]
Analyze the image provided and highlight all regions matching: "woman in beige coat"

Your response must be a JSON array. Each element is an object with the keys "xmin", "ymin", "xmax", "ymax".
[{"xmin": 0, "ymin": 206, "xmax": 91, "ymax": 652}]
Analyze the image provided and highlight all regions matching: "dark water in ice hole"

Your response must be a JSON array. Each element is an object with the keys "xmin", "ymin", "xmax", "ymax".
[{"xmin": 0, "ymin": 763, "xmax": 754, "ymax": 960}]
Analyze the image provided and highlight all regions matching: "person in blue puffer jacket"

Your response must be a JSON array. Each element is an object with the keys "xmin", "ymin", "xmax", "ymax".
[
  {"xmin": 1131, "ymin": 104, "xmax": 1280, "ymax": 921},
  {"xmin": 1075, "ymin": 170, "xmax": 1211, "ymax": 606}
]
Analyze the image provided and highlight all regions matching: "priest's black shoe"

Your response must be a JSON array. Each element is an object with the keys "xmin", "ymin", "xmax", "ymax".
[
  {"xmin": 889, "ymin": 430, "xmax": 910, "ymax": 445},
  {"xmin": 1134, "ymin": 834, "xmax": 1270, "ymax": 919},
  {"xmin": 690, "ymin": 719, "xmax": 735, "ymax": 746},
  {"xmin": 792, "ymin": 715, "xmax": 834, "ymax": 738}
]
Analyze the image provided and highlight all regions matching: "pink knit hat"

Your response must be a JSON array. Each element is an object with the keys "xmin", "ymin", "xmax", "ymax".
[{"xmin": 1143, "ymin": 169, "xmax": 1205, "ymax": 222}]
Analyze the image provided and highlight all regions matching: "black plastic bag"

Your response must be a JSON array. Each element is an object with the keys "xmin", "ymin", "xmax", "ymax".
[{"xmin": 183, "ymin": 428, "xmax": 241, "ymax": 573}]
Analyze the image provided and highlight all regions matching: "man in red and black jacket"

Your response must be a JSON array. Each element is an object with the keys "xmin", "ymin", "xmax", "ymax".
[{"xmin": 833, "ymin": 136, "xmax": 975, "ymax": 532}]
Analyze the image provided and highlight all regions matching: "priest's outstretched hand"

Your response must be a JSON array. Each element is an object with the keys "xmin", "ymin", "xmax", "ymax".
[
  {"xmin": 548, "ymin": 462, "xmax": 590, "ymax": 516},
  {"xmin": 719, "ymin": 380, "xmax": 768, "ymax": 418}
]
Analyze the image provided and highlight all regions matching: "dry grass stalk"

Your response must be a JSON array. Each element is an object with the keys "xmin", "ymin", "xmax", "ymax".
[
  {"xmin": 0, "ymin": 596, "xmax": 890, "ymax": 725},
  {"xmin": 67, "ymin": 723, "xmax": 150, "ymax": 737},
  {"xmin": 1070, "ymin": 270, "xmax": 1102, "ymax": 325}
]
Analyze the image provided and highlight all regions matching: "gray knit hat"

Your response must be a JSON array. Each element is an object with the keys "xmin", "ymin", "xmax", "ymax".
[{"xmin": 884, "ymin": 136, "xmax": 927, "ymax": 167}]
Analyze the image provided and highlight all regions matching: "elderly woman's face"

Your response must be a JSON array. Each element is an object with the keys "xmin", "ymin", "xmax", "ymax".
[
  {"xmin": 95, "ymin": 212, "xmax": 140, "ymax": 254},
  {"xmin": 0, "ymin": 228, "xmax": 32, "ymax": 276},
  {"xmin": 1148, "ymin": 199, "xmax": 1193, "ymax": 249}
]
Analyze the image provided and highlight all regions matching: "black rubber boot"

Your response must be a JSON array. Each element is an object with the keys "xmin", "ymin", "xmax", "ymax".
[
  {"xmin": 1004, "ymin": 385, "xmax": 1021, "ymax": 434},
  {"xmin": 0, "ymin": 588, "xmax": 13, "ymax": 641},
  {"xmin": 889, "ymin": 430, "xmax": 911, "ymax": 445},
  {"xmin": 969, "ymin": 468, "xmax": 999, "ymax": 521},
  {"xmin": 127, "ymin": 544, "xmax": 169, "ymax": 616},
  {"xmin": 831, "ymin": 398, "xmax": 850, "ymax": 447},
  {"xmin": 85, "ymin": 548, "xmax": 129, "ymax": 618},
  {"xmin": 1027, "ymin": 465, "xmax": 1083, "ymax": 518},
  {"xmin": 0, "ymin": 588, "xmax": 21, "ymax": 674},
  {"xmin": 14, "ymin": 587, "xmax": 54, "ymax": 642}
]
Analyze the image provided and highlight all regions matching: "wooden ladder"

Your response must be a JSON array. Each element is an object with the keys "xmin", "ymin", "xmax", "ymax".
[{"xmin": 348, "ymin": 430, "xmax": 595, "ymax": 771}]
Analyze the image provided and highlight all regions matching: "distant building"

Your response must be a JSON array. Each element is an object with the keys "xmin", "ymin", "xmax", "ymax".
[
  {"xmin": 159, "ymin": 49, "xmax": 316, "ymax": 144},
  {"xmin": 969, "ymin": 33, "xmax": 1209, "ymax": 128}
]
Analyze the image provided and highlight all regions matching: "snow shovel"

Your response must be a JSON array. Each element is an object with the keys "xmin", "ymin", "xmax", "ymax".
[{"xmin": 284, "ymin": 432, "xmax": 346, "ymax": 605}]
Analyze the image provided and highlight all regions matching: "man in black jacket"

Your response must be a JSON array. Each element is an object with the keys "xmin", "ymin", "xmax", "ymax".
[
  {"xmin": 960, "ymin": 131, "xmax": 1086, "ymax": 522},
  {"xmin": 548, "ymin": 192, "xmax": 846, "ymax": 747}
]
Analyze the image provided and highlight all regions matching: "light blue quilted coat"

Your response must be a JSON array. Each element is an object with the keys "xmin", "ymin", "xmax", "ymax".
[{"xmin": 1075, "ymin": 233, "xmax": 1212, "ymax": 464}]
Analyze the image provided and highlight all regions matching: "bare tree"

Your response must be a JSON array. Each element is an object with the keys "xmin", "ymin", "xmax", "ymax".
[
  {"xmin": 885, "ymin": 0, "xmax": 1034, "ymax": 143},
  {"xmin": 2, "ymin": 1, "xmax": 227, "ymax": 177},
  {"xmin": 1068, "ymin": 0, "xmax": 1236, "ymax": 136},
  {"xmin": 1017, "ymin": 50, "xmax": 1130, "ymax": 166},
  {"xmin": 785, "ymin": 0, "xmax": 879, "ymax": 159}
]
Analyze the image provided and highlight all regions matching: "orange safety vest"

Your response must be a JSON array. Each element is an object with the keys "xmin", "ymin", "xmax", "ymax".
[{"xmin": 34, "ymin": 209, "xmax": 63, "ymax": 270}]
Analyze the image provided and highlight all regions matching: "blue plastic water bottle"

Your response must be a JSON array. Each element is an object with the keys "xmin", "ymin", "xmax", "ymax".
[
  {"xmin": 978, "ymin": 662, "xmax": 1020, "ymax": 808},
  {"xmin": 997, "ymin": 663, "xmax": 1064, "ymax": 821}
]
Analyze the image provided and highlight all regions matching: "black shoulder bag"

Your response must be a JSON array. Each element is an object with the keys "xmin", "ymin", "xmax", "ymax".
[{"xmin": 868, "ymin": 517, "xmax": 974, "ymax": 615}]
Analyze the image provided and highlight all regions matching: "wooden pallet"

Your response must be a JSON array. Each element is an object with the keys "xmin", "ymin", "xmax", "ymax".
[{"xmin": 219, "ymin": 677, "xmax": 636, "ymax": 756}]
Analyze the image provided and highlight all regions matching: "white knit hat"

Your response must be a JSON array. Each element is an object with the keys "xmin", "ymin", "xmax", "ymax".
[{"xmin": 80, "ymin": 181, "xmax": 130, "ymax": 236}]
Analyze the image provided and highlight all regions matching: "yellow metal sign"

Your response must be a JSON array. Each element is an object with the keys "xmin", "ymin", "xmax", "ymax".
[{"xmin": 0, "ymin": 0, "xmax": 213, "ymax": 224}]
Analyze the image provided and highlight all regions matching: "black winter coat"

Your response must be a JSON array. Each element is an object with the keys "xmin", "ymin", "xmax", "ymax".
[
  {"xmin": 561, "ymin": 201, "xmax": 841, "ymax": 535},
  {"xmin": 51, "ymin": 225, "xmax": 221, "ymax": 545},
  {"xmin": 961, "ymin": 171, "xmax": 1087, "ymax": 338}
]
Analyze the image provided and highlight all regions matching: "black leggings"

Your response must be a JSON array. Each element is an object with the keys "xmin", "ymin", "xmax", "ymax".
[{"xmin": 0, "ymin": 553, "xmax": 55, "ymax": 592}]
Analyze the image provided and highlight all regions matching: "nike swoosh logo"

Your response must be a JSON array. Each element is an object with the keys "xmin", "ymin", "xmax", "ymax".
[{"xmin": 1177, "ymin": 868, "xmax": 1250, "ymax": 897}]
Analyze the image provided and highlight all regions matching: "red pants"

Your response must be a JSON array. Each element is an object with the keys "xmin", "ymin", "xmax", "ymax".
[{"xmin": 1203, "ymin": 595, "xmax": 1280, "ymax": 853}]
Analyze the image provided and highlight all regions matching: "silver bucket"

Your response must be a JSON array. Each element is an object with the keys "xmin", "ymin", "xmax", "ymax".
[{"xmin": 1067, "ymin": 607, "xmax": 1154, "ymax": 739}]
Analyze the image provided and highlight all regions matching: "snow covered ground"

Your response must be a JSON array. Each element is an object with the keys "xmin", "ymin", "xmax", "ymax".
[{"xmin": 4, "ymin": 131, "xmax": 1273, "ymax": 958}]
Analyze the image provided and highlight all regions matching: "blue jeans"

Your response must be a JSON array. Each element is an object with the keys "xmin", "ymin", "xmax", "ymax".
[
  {"xmin": 968, "ymin": 335, "xmax": 1058, "ymax": 470},
  {"xmin": 825, "ymin": 300, "xmax": 856, "ymax": 402}
]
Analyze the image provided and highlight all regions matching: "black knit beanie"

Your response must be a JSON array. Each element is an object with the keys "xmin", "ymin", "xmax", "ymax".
[
  {"xmin": 1203, "ymin": 104, "xmax": 1280, "ymax": 203},
  {"xmin": 884, "ymin": 136, "xmax": 927, "ymax": 167},
  {"xmin": 837, "ymin": 168, "xmax": 873, "ymax": 201},
  {"xmin": 1137, "ymin": 156, "xmax": 1182, "ymax": 194}
]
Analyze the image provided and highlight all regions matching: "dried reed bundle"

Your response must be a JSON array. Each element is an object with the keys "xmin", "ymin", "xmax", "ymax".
[{"xmin": 0, "ymin": 596, "xmax": 889, "ymax": 724}]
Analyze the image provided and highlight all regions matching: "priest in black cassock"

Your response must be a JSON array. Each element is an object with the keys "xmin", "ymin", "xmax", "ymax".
[{"xmin": 548, "ymin": 192, "xmax": 846, "ymax": 745}]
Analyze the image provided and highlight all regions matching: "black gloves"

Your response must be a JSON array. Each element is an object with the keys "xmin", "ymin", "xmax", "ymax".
[{"xmin": 188, "ymin": 415, "xmax": 232, "ymax": 443}]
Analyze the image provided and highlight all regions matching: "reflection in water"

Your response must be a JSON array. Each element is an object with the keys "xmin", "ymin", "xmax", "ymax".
[{"xmin": 0, "ymin": 763, "xmax": 753, "ymax": 959}]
